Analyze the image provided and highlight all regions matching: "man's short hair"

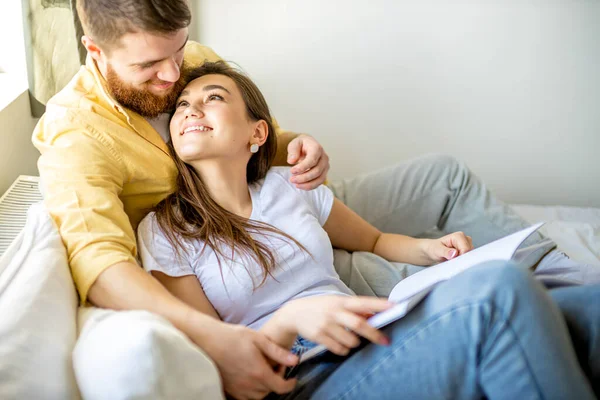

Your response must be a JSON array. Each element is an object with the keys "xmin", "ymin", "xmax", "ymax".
[{"xmin": 77, "ymin": 0, "xmax": 191, "ymax": 51}]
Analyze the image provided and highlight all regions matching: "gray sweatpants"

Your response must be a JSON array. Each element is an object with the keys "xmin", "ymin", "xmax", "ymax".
[{"xmin": 329, "ymin": 153, "xmax": 556, "ymax": 297}]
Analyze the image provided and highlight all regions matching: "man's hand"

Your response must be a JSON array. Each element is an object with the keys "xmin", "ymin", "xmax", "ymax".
[
  {"xmin": 287, "ymin": 134, "xmax": 330, "ymax": 190},
  {"xmin": 193, "ymin": 322, "xmax": 298, "ymax": 400}
]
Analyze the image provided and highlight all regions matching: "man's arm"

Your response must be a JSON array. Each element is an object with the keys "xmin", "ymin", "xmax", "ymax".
[
  {"xmin": 272, "ymin": 121, "xmax": 331, "ymax": 190},
  {"xmin": 34, "ymin": 126, "xmax": 297, "ymax": 398},
  {"xmin": 88, "ymin": 261, "xmax": 199, "ymax": 324},
  {"xmin": 273, "ymin": 131, "xmax": 298, "ymax": 167},
  {"xmin": 89, "ymin": 261, "xmax": 297, "ymax": 399}
]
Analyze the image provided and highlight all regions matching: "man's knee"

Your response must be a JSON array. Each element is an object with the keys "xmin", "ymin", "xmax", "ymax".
[
  {"xmin": 423, "ymin": 153, "xmax": 469, "ymax": 179},
  {"xmin": 73, "ymin": 308, "xmax": 224, "ymax": 400}
]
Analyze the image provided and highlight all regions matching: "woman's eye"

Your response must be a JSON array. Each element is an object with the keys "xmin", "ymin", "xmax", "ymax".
[
  {"xmin": 207, "ymin": 94, "xmax": 224, "ymax": 101},
  {"xmin": 176, "ymin": 100, "xmax": 189, "ymax": 108}
]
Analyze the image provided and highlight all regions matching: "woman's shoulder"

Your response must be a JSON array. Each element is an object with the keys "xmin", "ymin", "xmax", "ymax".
[
  {"xmin": 137, "ymin": 211, "xmax": 164, "ymax": 242},
  {"xmin": 138, "ymin": 211, "xmax": 157, "ymax": 232},
  {"xmin": 137, "ymin": 210, "xmax": 206, "ymax": 260},
  {"xmin": 262, "ymin": 167, "xmax": 295, "ymax": 189},
  {"xmin": 250, "ymin": 167, "xmax": 307, "ymax": 209}
]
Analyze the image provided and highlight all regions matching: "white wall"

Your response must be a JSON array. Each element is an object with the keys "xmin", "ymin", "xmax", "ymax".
[
  {"xmin": 191, "ymin": 0, "xmax": 600, "ymax": 207},
  {"xmin": 0, "ymin": 92, "xmax": 39, "ymax": 195},
  {"xmin": 0, "ymin": 0, "xmax": 38, "ymax": 195}
]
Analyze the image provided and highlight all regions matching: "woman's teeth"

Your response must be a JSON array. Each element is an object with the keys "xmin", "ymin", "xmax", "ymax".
[{"xmin": 183, "ymin": 125, "xmax": 213, "ymax": 134}]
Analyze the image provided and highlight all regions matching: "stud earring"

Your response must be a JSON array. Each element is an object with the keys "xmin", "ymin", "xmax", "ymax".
[{"xmin": 250, "ymin": 144, "xmax": 259, "ymax": 153}]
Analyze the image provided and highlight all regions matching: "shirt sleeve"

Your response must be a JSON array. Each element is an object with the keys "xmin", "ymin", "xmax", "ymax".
[
  {"xmin": 36, "ymin": 126, "xmax": 137, "ymax": 303},
  {"xmin": 274, "ymin": 168, "xmax": 334, "ymax": 226},
  {"xmin": 137, "ymin": 213, "xmax": 195, "ymax": 278}
]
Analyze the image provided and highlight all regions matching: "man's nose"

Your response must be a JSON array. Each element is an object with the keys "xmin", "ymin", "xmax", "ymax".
[{"xmin": 157, "ymin": 57, "xmax": 180, "ymax": 83}]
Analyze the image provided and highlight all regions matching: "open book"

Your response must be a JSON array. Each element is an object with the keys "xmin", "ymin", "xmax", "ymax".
[{"xmin": 299, "ymin": 222, "xmax": 545, "ymax": 363}]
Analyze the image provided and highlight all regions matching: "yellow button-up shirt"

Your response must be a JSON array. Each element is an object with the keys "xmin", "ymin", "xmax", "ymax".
[{"xmin": 33, "ymin": 42, "xmax": 290, "ymax": 302}]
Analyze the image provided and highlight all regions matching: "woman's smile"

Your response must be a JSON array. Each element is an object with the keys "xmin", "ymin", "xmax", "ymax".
[{"xmin": 181, "ymin": 124, "xmax": 214, "ymax": 135}]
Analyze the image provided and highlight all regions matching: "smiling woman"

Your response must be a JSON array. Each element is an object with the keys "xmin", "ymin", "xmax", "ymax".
[
  {"xmin": 138, "ymin": 60, "xmax": 600, "ymax": 400},
  {"xmin": 156, "ymin": 61, "xmax": 292, "ymax": 286}
]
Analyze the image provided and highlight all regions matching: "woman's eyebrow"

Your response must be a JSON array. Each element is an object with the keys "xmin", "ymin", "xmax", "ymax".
[{"xmin": 202, "ymin": 84, "xmax": 231, "ymax": 94}]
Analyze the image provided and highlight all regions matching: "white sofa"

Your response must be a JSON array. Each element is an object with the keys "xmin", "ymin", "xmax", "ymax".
[
  {"xmin": 1, "ymin": 202, "xmax": 599, "ymax": 399},
  {"xmin": 0, "ymin": 203, "xmax": 223, "ymax": 400}
]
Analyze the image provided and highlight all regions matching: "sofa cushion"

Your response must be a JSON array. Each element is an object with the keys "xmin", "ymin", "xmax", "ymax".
[
  {"xmin": 0, "ymin": 202, "xmax": 80, "ymax": 399},
  {"xmin": 73, "ymin": 307, "xmax": 224, "ymax": 400}
]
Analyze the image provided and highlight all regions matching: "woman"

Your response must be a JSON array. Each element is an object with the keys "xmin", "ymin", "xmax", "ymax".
[{"xmin": 137, "ymin": 61, "xmax": 597, "ymax": 399}]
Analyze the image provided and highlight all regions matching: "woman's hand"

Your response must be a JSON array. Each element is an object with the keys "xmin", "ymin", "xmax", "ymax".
[
  {"xmin": 273, "ymin": 295, "xmax": 394, "ymax": 356},
  {"xmin": 287, "ymin": 134, "xmax": 330, "ymax": 190},
  {"xmin": 421, "ymin": 231, "xmax": 474, "ymax": 263}
]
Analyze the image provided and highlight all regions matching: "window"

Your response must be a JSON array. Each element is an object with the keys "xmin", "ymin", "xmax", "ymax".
[{"xmin": 0, "ymin": 1, "xmax": 29, "ymax": 111}]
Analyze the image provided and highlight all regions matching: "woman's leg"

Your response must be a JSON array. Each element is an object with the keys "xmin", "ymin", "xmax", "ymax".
[
  {"xmin": 330, "ymin": 154, "xmax": 557, "ymax": 296},
  {"xmin": 550, "ymin": 284, "xmax": 600, "ymax": 396},
  {"xmin": 282, "ymin": 261, "xmax": 594, "ymax": 400}
]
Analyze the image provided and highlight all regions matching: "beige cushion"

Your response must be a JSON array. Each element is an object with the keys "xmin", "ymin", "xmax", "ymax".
[
  {"xmin": 73, "ymin": 307, "xmax": 224, "ymax": 400},
  {"xmin": 0, "ymin": 202, "xmax": 80, "ymax": 399}
]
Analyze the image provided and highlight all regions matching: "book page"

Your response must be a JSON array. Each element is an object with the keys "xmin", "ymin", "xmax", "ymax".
[{"xmin": 387, "ymin": 222, "xmax": 544, "ymax": 303}]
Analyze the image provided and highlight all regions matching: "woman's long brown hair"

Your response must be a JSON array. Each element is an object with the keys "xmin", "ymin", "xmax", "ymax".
[{"xmin": 154, "ymin": 61, "xmax": 308, "ymax": 289}]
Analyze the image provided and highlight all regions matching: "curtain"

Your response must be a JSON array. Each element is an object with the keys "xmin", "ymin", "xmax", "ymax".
[{"xmin": 21, "ymin": 0, "xmax": 85, "ymax": 117}]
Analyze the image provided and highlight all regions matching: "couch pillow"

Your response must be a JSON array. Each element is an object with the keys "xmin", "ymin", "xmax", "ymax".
[
  {"xmin": 73, "ymin": 307, "xmax": 224, "ymax": 400},
  {"xmin": 0, "ymin": 202, "xmax": 80, "ymax": 399}
]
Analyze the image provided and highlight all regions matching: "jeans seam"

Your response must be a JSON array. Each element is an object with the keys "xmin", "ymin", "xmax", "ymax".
[{"xmin": 332, "ymin": 301, "xmax": 543, "ymax": 400}]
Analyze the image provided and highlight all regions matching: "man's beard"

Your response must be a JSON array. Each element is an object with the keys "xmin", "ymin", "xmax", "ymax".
[{"xmin": 106, "ymin": 62, "xmax": 189, "ymax": 118}]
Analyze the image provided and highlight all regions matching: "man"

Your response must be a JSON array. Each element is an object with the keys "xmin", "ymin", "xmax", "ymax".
[
  {"xmin": 34, "ymin": 1, "xmax": 312, "ymax": 398},
  {"xmin": 33, "ymin": 0, "xmax": 598, "ymax": 399}
]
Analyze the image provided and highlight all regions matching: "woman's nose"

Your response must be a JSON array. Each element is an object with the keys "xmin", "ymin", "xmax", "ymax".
[{"xmin": 184, "ymin": 105, "xmax": 203, "ymax": 118}]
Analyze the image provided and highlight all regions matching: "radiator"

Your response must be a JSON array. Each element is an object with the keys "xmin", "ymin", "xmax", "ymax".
[{"xmin": 0, "ymin": 176, "xmax": 42, "ymax": 257}]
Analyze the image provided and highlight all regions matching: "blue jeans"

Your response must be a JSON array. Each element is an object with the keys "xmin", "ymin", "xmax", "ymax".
[
  {"xmin": 551, "ymin": 284, "xmax": 600, "ymax": 395},
  {"xmin": 270, "ymin": 261, "xmax": 596, "ymax": 399}
]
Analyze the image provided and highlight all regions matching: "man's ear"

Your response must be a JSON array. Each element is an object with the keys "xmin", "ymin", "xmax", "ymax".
[
  {"xmin": 81, "ymin": 35, "xmax": 104, "ymax": 62},
  {"xmin": 251, "ymin": 120, "xmax": 269, "ymax": 146}
]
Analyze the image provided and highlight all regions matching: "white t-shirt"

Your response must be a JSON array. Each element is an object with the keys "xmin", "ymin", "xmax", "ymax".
[{"xmin": 137, "ymin": 167, "xmax": 354, "ymax": 329}]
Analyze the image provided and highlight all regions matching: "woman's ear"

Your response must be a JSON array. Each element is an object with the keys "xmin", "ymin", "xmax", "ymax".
[{"xmin": 251, "ymin": 120, "xmax": 269, "ymax": 146}]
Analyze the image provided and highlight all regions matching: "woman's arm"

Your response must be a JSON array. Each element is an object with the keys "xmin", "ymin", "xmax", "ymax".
[
  {"xmin": 150, "ymin": 271, "xmax": 221, "ymax": 320},
  {"xmin": 323, "ymin": 198, "xmax": 472, "ymax": 266},
  {"xmin": 259, "ymin": 308, "xmax": 298, "ymax": 350}
]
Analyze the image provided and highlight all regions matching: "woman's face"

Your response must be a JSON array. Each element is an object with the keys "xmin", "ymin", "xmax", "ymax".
[{"xmin": 169, "ymin": 74, "xmax": 260, "ymax": 163}]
